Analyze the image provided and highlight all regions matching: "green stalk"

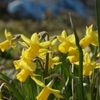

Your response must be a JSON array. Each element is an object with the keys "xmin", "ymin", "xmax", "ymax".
[
  {"xmin": 44, "ymin": 53, "xmax": 49, "ymax": 85},
  {"xmin": 0, "ymin": 72, "xmax": 24, "ymax": 100},
  {"xmin": 69, "ymin": 13, "xmax": 84, "ymax": 100},
  {"xmin": 44, "ymin": 33, "xmax": 49, "ymax": 84},
  {"xmin": 95, "ymin": 0, "xmax": 100, "ymax": 51},
  {"xmin": 95, "ymin": 0, "xmax": 100, "ymax": 99},
  {"xmin": 72, "ymin": 64, "xmax": 74, "ymax": 100},
  {"xmin": 45, "ymin": 53, "xmax": 49, "ymax": 76}
]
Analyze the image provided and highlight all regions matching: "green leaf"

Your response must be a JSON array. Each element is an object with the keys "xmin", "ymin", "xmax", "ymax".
[
  {"xmin": 69, "ymin": 13, "xmax": 84, "ymax": 100},
  {"xmin": 0, "ymin": 72, "xmax": 24, "ymax": 100},
  {"xmin": 22, "ymin": 77, "xmax": 38, "ymax": 100},
  {"xmin": 95, "ymin": 0, "xmax": 100, "ymax": 51},
  {"xmin": 95, "ymin": 0, "xmax": 100, "ymax": 99}
]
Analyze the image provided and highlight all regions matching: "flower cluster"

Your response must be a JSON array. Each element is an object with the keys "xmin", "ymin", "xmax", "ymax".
[{"xmin": 0, "ymin": 24, "xmax": 100, "ymax": 100}]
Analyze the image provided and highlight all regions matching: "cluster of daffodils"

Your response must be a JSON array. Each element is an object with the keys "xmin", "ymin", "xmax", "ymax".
[{"xmin": 1, "ymin": 24, "xmax": 100, "ymax": 100}]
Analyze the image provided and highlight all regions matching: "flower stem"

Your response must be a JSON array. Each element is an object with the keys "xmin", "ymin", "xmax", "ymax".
[
  {"xmin": 95, "ymin": 0, "xmax": 100, "ymax": 99},
  {"xmin": 72, "ymin": 64, "xmax": 74, "ymax": 100},
  {"xmin": 44, "ymin": 53, "xmax": 49, "ymax": 85},
  {"xmin": 95, "ymin": 0, "xmax": 100, "ymax": 51},
  {"xmin": 69, "ymin": 13, "xmax": 84, "ymax": 100}
]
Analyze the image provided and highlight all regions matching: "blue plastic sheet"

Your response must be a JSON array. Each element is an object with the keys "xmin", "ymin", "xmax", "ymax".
[{"xmin": 7, "ymin": 0, "xmax": 88, "ymax": 20}]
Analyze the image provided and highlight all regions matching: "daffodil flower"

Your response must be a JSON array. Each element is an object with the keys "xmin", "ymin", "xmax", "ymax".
[
  {"xmin": 20, "ymin": 33, "xmax": 50, "ymax": 59},
  {"xmin": 97, "ymin": 53, "xmax": 100, "ymax": 57},
  {"xmin": 57, "ymin": 30, "xmax": 76, "ymax": 53},
  {"xmin": 67, "ymin": 47, "xmax": 79, "ymax": 63},
  {"xmin": 83, "ymin": 52, "xmax": 100, "ymax": 76},
  {"xmin": 50, "ymin": 56, "xmax": 61, "ymax": 69},
  {"xmin": 48, "ymin": 54, "xmax": 61, "ymax": 69},
  {"xmin": 36, "ymin": 80, "xmax": 63, "ymax": 100},
  {"xmin": 14, "ymin": 59, "xmax": 36, "ymax": 82},
  {"xmin": 80, "ymin": 25, "xmax": 98, "ymax": 47},
  {"xmin": 17, "ymin": 68, "xmax": 32, "ymax": 82},
  {"xmin": 50, "ymin": 38, "xmax": 59, "ymax": 52},
  {"xmin": 14, "ymin": 59, "xmax": 45, "ymax": 87},
  {"xmin": 21, "ymin": 33, "xmax": 50, "ymax": 48},
  {"xmin": 39, "ymin": 53, "xmax": 61, "ymax": 69},
  {"xmin": 14, "ymin": 43, "xmax": 45, "ymax": 83},
  {"xmin": 0, "ymin": 30, "xmax": 12, "ymax": 52}
]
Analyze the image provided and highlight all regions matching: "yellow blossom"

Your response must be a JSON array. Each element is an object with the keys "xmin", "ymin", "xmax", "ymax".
[
  {"xmin": 14, "ymin": 59, "xmax": 36, "ymax": 71},
  {"xmin": 14, "ymin": 58, "xmax": 45, "ymax": 88},
  {"xmin": 0, "ymin": 30, "xmax": 12, "ymax": 52},
  {"xmin": 36, "ymin": 80, "xmax": 63, "ymax": 100},
  {"xmin": 20, "ymin": 33, "xmax": 50, "ymax": 59},
  {"xmin": 21, "ymin": 33, "xmax": 50, "ymax": 48},
  {"xmin": 59, "ymin": 41, "xmax": 70, "ymax": 53},
  {"xmin": 17, "ymin": 68, "xmax": 31, "ymax": 82},
  {"xmin": 57, "ymin": 30, "xmax": 76, "ymax": 53},
  {"xmin": 48, "ymin": 55, "xmax": 61, "ymax": 69},
  {"xmin": 21, "ymin": 45, "xmax": 40, "ymax": 60},
  {"xmin": 80, "ymin": 25, "xmax": 98, "ymax": 47},
  {"xmin": 97, "ymin": 53, "xmax": 100, "ymax": 57},
  {"xmin": 50, "ymin": 38, "xmax": 59, "ymax": 52},
  {"xmin": 14, "ymin": 59, "xmax": 36, "ymax": 82},
  {"xmin": 39, "ymin": 53, "xmax": 61, "ymax": 69},
  {"xmin": 83, "ymin": 52, "xmax": 100, "ymax": 76},
  {"xmin": 67, "ymin": 47, "xmax": 79, "ymax": 63}
]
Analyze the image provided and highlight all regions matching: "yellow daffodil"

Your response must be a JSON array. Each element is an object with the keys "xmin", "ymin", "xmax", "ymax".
[
  {"xmin": 14, "ymin": 59, "xmax": 36, "ymax": 82},
  {"xmin": 20, "ymin": 33, "xmax": 50, "ymax": 59},
  {"xmin": 48, "ymin": 54, "xmax": 61, "ymax": 69},
  {"xmin": 39, "ymin": 53, "xmax": 61, "ymax": 69},
  {"xmin": 49, "ymin": 38, "xmax": 59, "ymax": 52},
  {"xmin": 36, "ymin": 80, "xmax": 63, "ymax": 100},
  {"xmin": 80, "ymin": 25, "xmax": 98, "ymax": 47},
  {"xmin": 17, "ymin": 68, "xmax": 32, "ymax": 82},
  {"xmin": 83, "ymin": 52, "xmax": 100, "ymax": 76},
  {"xmin": 22, "ymin": 45, "xmax": 40, "ymax": 60},
  {"xmin": 57, "ymin": 30, "xmax": 76, "ymax": 53},
  {"xmin": 14, "ymin": 58, "xmax": 45, "ymax": 87},
  {"xmin": 0, "ymin": 30, "xmax": 12, "ymax": 52},
  {"xmin": 17, "ymin": 69, "xmax": 44, "ymax": 86},
  {"xmin": 21, "ymin": 33, "xmax": 50, "ymax": 48},
  {"xmin": 14, "ymin": 59, "xmax": 36, "ymax": 71},
  {"xmin": 67, "ymin": 47, "xmax": 79, "ymax": 63},
  {"xmin": 14, "ymin": 32, "xmax": 51, "ymax": 82},
  {"xmin": 58, "ymin": 41, "xmax": 70, "ymax": 53},
  {"xmin": 97, "ymin": 53, "xmax": 100, "ymax": 58}
]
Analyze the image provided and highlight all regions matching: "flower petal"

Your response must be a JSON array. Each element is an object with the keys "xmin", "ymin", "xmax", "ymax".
[
  {"xmin": 31, "ymin": 33, "xmax": 39, "ymax": 44},
  {"xmin": 61, "ymin": 30, "xmax": 67, "ymax": 38},
  {"xmin": 31, "ymin": 76, "xmax": 45, "ymax": 87},
  {"xmin": 0, "ymin": 40, "xmax": 10, "ymax": 52},
  {"xmin": 21, "ymin": 34, "xmax": 31, "ymax": 46},
  {"xmin": 5, "ymin": 29, "xmax": 12, "ymax": 41},
  {"xmin": 48, "ymin": 87, "xmax": 63, "ymax": 98},
  {"xmin": 84, "ymin": 53, "xmax": 91, "ymax": 63},
  {"xmin": 13, "ymin": 60, "xmax": 20, "ymax": 70},
  {"xmin": 39, "ymin": 41, "xmax": 50, "ymax": 48}
]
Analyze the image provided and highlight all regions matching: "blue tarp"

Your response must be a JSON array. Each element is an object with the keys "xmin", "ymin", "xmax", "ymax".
[{"xmin": 7, "ymin": 0, "xmax": 88, "ymax": 20}]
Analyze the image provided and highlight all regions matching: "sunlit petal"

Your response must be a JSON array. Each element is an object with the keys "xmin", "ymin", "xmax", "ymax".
[
  {"xmin": 5, "ymin": 29, "xmax": 12, "ymax": 40},
  {"xmin": 31, "ymin": 33, "xmax": 39, "ymax": 44},
  {"xmin": 0, "ymin": 40, "xmax": 10, "ymax": 52},
  {"xmin": 39, "ymin": 41, "xmax": 50, "ymax": 48},
  {"xmin": 31, "ymin": 76, "xmax": 45, "ymax": 87},
  {"xmin": 61, "ymin": 30, "xmax": 67, "ymax": 38},
  {"xmin": 21, "ymin": 34, "xmax": 31, "ymax": 46}
]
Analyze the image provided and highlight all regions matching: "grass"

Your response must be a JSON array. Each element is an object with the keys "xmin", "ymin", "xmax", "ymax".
[{"xmin": 0, "ymin": 11, "xmax": 95, "ymax": 39}]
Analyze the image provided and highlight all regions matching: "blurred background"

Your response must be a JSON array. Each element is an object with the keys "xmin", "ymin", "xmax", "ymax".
[
  {"xmin": 0, "ymin": 0, "xmax": 96, "ymax": 37},
  {"xmin": 0, "ymin": 0, "xmax": 97, "ymax": 68}
]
